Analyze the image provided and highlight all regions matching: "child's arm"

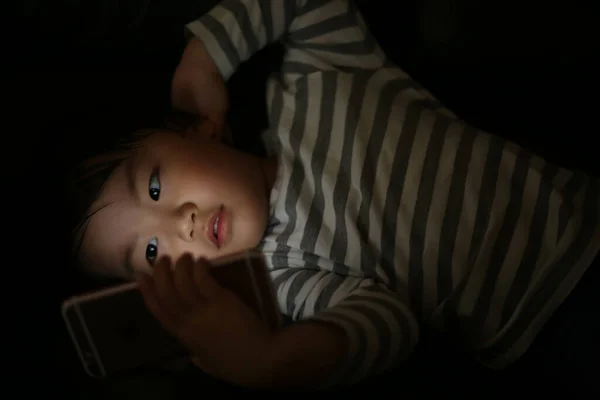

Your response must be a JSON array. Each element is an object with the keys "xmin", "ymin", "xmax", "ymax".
[
  {"xmin": 185, "ymin": 0, "xmax": 385, "ymax": 80},
  {"xmin": 267, "ymin": 273, "xmax": 419, "ymax": 387},
  {"xmin": 136, "ymin": 256, "xmax": 414, "ymax": 388},
  {"xmin": 263, "ymin": 318, "xmax": 347, "ymax": 388}
]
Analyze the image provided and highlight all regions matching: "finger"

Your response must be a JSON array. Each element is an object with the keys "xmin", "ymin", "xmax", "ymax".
[
  {"xmin": 173, "ymin": 253, "xmax": 202, "ymax": 306},
  {"xmin": 135, "ymin": 271, "xmax": 178, "ymax": 331},
  {"xmin": 192, "ymin": 258, "xmax": 222, "ymax": 300},
  {"xmin": 153, "ymin": 256, "xmax": 184, "ymax": 311}
]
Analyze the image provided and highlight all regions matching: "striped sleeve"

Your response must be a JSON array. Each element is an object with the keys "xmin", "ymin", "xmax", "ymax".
[
  {"xmin": 185, "ymin": 0, "xmax": 385, "ymax": 80},
  {"xmin": 271, "ymin": 268, "xmax": 419, "ymax": 386}
]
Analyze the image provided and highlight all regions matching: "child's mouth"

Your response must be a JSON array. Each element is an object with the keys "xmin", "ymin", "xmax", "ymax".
[
  {"xmin": 208, "ymin": 205, "xmax": 226, "ymax": 249},
  {"xmin": 213, "ymin": 215, "xmax": 219, "ymax": 239}
]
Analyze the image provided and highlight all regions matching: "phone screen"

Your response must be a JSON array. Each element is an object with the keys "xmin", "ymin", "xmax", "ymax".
[
  {"xmin": 62, "ymin": 252, "xmax": 281, "ymax": 378},
  {"xmin": 63, "ymin": 283, "xmax": 187, "ymax": 377}
]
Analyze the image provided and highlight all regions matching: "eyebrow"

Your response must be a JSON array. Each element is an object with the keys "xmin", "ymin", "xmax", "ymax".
[
  {"xmin": 125, "ymin": 154, "xmax": 139, "ymax": 203},
  {"xmin": 123, "ymin": 155, "xmax": 141, "ymax": 277}
]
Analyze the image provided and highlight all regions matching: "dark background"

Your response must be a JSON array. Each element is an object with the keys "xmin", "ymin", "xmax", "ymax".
[{"xmin": 5, "ymin": 0, "xmax": 598, "ymax": 397}]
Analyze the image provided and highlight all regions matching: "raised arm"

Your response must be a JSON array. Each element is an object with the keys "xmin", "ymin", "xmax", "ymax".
[
  {"xmin": 185, "ymin": 0, "xmax": 386, "ymax": 80},
  {"xmin": 266, "ymin": 269, "xmax": 419, "ymax": 387}
]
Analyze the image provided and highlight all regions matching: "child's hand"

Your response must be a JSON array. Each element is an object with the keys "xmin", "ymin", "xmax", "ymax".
[
  {"xmin": 171, "ymin": 39, "xmax": 229, "ymax": 140},
  {"xmin": 135, "ymin": 255, "xmax": 277, "ymax": 387}
]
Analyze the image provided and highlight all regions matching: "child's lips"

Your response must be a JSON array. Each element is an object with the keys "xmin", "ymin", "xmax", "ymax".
[
  {"xmin": 206, "ymin": 205, "xmax": 228, "ymax": 249},
  {"xmin": 217, "ymin": 206, "xmax": 228, "ymax": 248}
]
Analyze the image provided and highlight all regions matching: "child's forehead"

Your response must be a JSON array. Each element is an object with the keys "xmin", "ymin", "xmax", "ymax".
[
  {"xmin": 94, "ymin": 130, "xmax": 164, "ymax": 167},
  {"xmin": 129, "ymin": 129, "xmax": 182, "ymax": 150},
  {"xmin": 82, "ymin": 129, "xmax": 184, "ymax": 193},
  {"xmin": 81, "ymin": 196, "xmax": 141, "ymax": 278},
  {"xmin": 83, "ymin": 129, "xmax": 156, "ymax": 168}
]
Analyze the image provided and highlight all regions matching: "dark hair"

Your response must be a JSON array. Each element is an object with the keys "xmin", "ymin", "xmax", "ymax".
[{"xmin": 65, "ymin": 108, "xmax": 200, "ymax": 291}]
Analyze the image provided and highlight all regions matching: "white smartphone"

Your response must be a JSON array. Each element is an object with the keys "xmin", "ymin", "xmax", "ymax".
[{"xmin": 62, "ymin": 251, "xmax": 281, "ymax": 378}]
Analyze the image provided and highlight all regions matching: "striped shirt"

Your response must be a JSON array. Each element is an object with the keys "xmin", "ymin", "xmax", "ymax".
[{"xmin": 186, "ymin": 0, "xmax": 600, "ymax": 386}]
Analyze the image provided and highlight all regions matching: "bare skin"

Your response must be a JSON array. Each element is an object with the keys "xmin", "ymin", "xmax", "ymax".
[
  {"xmin": 79, "ymin": 120, "xmax": 277, "ymax": 278},
  {"xmin": 78, "ymin": 37, "xmax": 347, "ymax": 389}
]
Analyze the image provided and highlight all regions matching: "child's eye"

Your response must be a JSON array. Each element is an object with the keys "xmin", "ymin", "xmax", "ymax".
[
  {"xmin": 149, "ymin": 168, "xmax": 161, "ymax": 201},
  {"xmin": 146, "ymin": 237, "xmax": 158, "ymax": 265}
]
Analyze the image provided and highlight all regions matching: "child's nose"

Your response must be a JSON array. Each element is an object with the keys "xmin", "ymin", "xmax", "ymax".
[{"xmin": 175, "ymin": 202, "xmax": 199, "ymax": 241}]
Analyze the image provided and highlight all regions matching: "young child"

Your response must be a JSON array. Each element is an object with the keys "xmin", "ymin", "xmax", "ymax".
[{"xmin": 73, "ymin": 0, "xmax": 599, "ymax": 390}]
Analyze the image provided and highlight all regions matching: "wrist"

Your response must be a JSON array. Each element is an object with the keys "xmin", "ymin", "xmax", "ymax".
[{"xmin": 180, "ymin": 38, "xmax": 220, "ymax": 76}]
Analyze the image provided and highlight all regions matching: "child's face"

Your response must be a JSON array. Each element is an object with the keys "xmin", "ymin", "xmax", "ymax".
[{"xmin": 79, "ymin": 128, "xmax": 274, "ymax": 278}]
